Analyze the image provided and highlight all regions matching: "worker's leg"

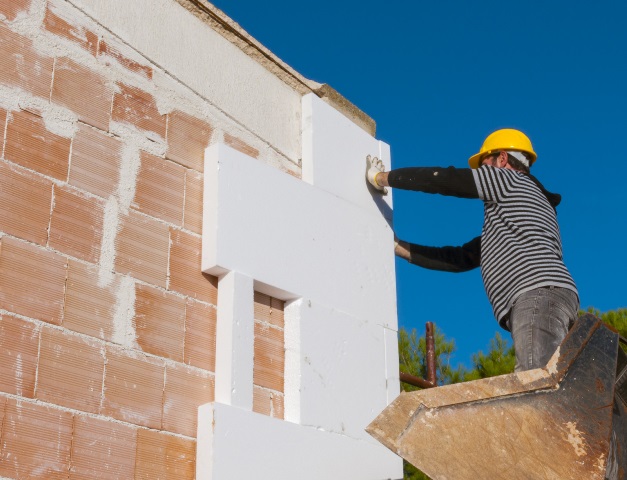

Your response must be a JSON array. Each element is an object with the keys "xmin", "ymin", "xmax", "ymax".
[{"xmin": 508, "ymin": 287, "xmax": 579, "ymax": 372}]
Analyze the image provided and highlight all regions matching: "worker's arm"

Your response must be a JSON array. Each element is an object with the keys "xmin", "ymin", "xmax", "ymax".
[
  {"xmin": 376, "ymin": 167, "xmax": 479, "ymax": 199},
  {"xmin": 395, "ymin": 235, "xmax": 481, "ymax": 272}
]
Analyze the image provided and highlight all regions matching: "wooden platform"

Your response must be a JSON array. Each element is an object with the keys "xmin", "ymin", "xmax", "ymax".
[{"xmin": 367, "ymin": 314, "xmax": 626, "ymax": 480}]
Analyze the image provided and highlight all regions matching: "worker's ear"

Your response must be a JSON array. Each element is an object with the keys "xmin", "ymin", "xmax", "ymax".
[{"xmin": 497, "ymin": 151, "xmax": 508, "ymax": 168}]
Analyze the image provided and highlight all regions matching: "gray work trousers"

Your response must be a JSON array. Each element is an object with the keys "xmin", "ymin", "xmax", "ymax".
[
  {"xmin": 506, "ymin": 286, "xmax": 579, "ymax": 372},
  {"xmin": 506, "ymin": 287, "xmax": 619, "ymax": 479}
]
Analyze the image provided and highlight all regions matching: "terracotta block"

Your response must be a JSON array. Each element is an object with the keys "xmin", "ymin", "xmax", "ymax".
[
  {"xmin": 0, "ymin": 107, "xmax": 5, "ymax": 139},
  {"xmin": 0, "ymin": 161, "xmax": 53, "ymax": 245},
  {"xmin": 134, "ymin": 152, "xmax": 185, "ymax": 225},
  {"xmin": 168, "ymin": 228, "xmax": 217, "ymax": 303},
  {"xmin": 0, "ymin": 394, "xmax": 5, "ymax": 429},
  {"xmin": 254, "ymin": 322, "xmax": 284, "ymax": 393},
  {"xmin": 36, "ymin": 327, "xmax": 104, "ymax": 413},
  {"xmin": 254, "ymin": 291, "xmax": 285, "ymax": 329},
  {"xmin": 0, "ymin": 0, "xmax": 31, "ymax": 21},
  {"xmin": 69, "ymin": 123, "xmax": 122, "ymax": 198},
  {"xmin": 51, "ymin": 57, "xmax": 112, "ymax": 131},
  {"xmin": 184, "ymin": 169, "xmax": 203, "ymax": 234},
  {"xmin": 70, "ymin": 415, "xmax": 137, "ymax": 480},
  {"xmin": 0, "ymin": 398, "xmax": 73, "ymax": 480},
  {"xmin": 253, "ymin": 385, "xmax": 285, "ymax": 419},
  {"xmin": 224, "ymin": 132, "xmax": 259, "ymax": 159},
  {"xmin": 166, "ymin": 111, "xmax": 212, "ymax": 171},
  {"xmin": 135, "ymin": 283, "xmax": 185, "ymax": 361},
  {"xmin": 135, "ymin": 429, "xmax": 196, "ymax": 480},
  {"xmin": 0, "ymin": 236, "xmax": 67, "ymax": 324},
  {"xmin": 112, "ymin": 83, "xmax": 166, "ymax": 139},
  {"xmin": 49, "ymin": 185, "xmax": 104, "ymax": 263},
  {"xmin": 43, "ymin": 4, "xmax": 98, "ymax": 56},
  {"xmin": 184, "ymin": 298, "xmax": 216, "ymax": 371},
  {"xmin": 5, "ymin": 110, "xmax": 71, "ymax": 181},
  {"xmin": 115, "ymin": 209, "xmax": 169, "ymax": 287},
  {"xmin": 0, "ymin": 23, "xmax": 53, "ymax": 98},
  {"xmin": 99, "ymin": 39, "xmax": 152, "ymax": 80},
  {"xmin": 162, "ymin": 362, "xmax": 214, "ymax": 436},
  {"xmin": 102, "ymin": 347, "xmax": 165, "ymax": 429},
  {"xmin": 64, "ymin": 260, "xmax": 116, "ymax": 340},
  {"xmin": 0, "ymin": 314, "xmax": 39, "ymax": 397}
]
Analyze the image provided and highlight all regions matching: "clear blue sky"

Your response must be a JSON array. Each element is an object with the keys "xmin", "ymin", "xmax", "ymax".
[{"xmin": 210, "ymin": 0, "xmax": 627, "ymax": 368}]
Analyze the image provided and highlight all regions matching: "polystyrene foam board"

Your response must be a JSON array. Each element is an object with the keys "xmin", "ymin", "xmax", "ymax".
[
  {"xmin": 202, "ymin": 143, "xmax": 397, "ymax": 327},
  {"xmin": 196, "ymin": 402, "xmax": 403, "ymax": 480},
  {"xmin": 384, "ymin": 326, "xmax": 401, "ymax": 404},
  {"xmin": 302, "ymin": 93, "xmax": 393, "ymax": 225},
  {"xmin": 295, "ymin": 298, "xmax": 394, "ymax": 441},
  {"xmin": 214, "ymin": 271, "xmax": 254, "ymax": 409}
]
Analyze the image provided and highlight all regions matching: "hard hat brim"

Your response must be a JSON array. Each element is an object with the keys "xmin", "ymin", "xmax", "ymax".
[{"xmin": 468, "ymin": 152, "xmax": 483, "ymax": 169}]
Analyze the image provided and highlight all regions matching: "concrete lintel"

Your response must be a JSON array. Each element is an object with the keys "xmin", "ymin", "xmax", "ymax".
[{"xmin": 173, "ymin": 0, "xmax": 376, "ymax": 136}]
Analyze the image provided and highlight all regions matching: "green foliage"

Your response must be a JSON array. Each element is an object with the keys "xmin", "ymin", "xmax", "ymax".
[
  {"xmin": 582, "ymin": 306, "xmax": 627, "ymax": 352},
  {"xmin": 398, "ymin": 325, "xmax": 466, "ymax": 390},
  {"xmin": 403, "ymin": 460, "xmax": 431, "ymax": 480},
  {"xmin": 464, "ymin": 332, "xmax": 515, "ymax": 381},
  {"xmin": 398, "ymin": 325, "xmax": 467, "ymax": 479},
  {"xmin": 583, "ymin": 306, "xmax": 627, "ymax": 336}
]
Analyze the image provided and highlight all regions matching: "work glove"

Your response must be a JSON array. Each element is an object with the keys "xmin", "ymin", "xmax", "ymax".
[{"xmin": 366, "ymin": 155, "xmax": 387, "ymax": 195}]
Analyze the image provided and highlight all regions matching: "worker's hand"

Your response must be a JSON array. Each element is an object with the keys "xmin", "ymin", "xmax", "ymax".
[
  {"xmin": 366, "ymin": 155, "xmax": 388, "ymax": 195},
  {"xmin": 393, "ymin": 234, "xmax": 411, "ymax": 261}
]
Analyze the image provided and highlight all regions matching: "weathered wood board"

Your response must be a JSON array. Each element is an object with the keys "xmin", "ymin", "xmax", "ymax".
[{"xmin": 367, "ymin": 315, "xmax": 626, "ymax": 480}]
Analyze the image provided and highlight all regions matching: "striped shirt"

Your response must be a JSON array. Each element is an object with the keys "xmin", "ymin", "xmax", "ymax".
[{"xmin": 472, "ymin": 165, "xmax": 578, "ymax": 322}]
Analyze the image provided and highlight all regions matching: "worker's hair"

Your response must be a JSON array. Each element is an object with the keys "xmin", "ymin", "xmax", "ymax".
[{"xmin": 505, "ymin": 153, "xmax": 530, "ymax": 175}]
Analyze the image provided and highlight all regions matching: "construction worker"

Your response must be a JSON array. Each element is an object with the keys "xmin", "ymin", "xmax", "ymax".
[{"xmin": 367, "ymin": 128, "xmax": 579, "ymax": 372}]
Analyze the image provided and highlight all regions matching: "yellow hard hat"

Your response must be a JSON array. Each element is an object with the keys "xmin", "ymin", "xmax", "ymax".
[{"xmin": 468, "ymin": 128, "xmax": 537, "ymax": 169}]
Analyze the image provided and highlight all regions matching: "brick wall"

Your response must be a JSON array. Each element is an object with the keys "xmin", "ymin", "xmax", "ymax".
[
  {"xmin": 253, "ymin": 292, "xmax": 285, "ymax": 419},
  {"xmin": 0, "ymin": 0, "xmax": 295, "ymax": 478}
]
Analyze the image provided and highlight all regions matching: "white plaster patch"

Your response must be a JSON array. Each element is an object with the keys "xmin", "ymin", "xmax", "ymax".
[
  {"xmin": 5, "ymin": 0, "xmax": 46, "ymax": 36},
  {"xmin": 14, "ymin": 353, "xmax": 23, "ymax": 397},
  {"xmin": 546, "ymin": 346, "xmax": 560, "ymax": 375},
  {"xmin": 565, "ymin": 421, "xmax": 587, "ymax": 457},
  {"xmin": 152, "ymin": 84, "xmax": 178, "ymax": 118},
  {"xmin": 111, "ymin": 275, "xmax": 137, "ymax": 348},
  {"xmin": 109, "ymin": 121, "xmax": 166, "ymax": 157},
  {"xmin": 116, "ymin": 143, "xmax": 141, "ymax": 213},
  {"xmin": 29, "ymin": 0, "xmax": 97, "ymax": 63},
  {"xmin": 98, "ymin": 196, "xmax": 119, "ymax": 287},
  {"xmin": 37, "ymin": 102, "xmax": 78, "ymax": 139},
  {"xmin": 0, "ymin": 84, "xmax": 78, "ymax": 138},
  {"xmin": 47, "ymin": 1, "xmax": 89, "ymax": 42}
]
